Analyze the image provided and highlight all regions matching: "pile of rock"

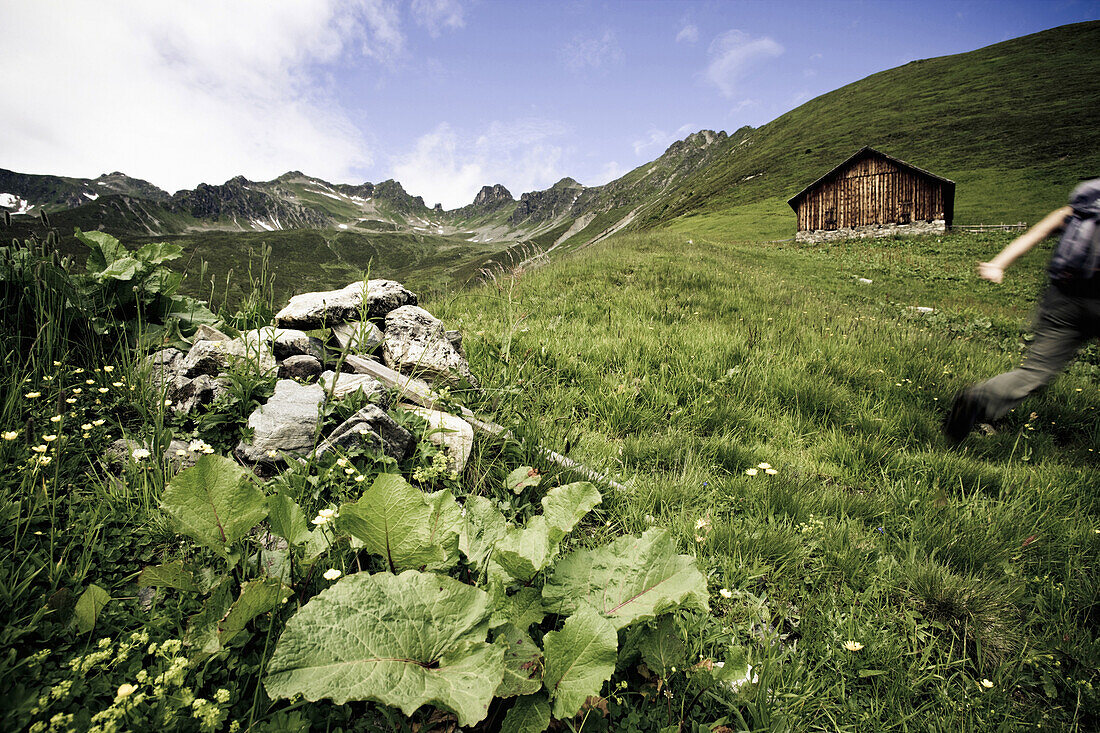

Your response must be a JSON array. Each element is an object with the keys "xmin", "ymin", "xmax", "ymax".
[{"xmin": 143, "ymin": 279, "xmax": 476, "ymax": 473}]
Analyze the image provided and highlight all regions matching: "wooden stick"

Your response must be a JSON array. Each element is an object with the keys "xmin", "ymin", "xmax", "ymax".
[{"xmin": 345, "ymin": 355, "xmax": 629, "ymax": 492}]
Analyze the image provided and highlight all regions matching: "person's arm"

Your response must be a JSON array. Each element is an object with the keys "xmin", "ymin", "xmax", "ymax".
[{"xmin": 978, "ymin": 206, "xmax": 1072, "ymax": 283}]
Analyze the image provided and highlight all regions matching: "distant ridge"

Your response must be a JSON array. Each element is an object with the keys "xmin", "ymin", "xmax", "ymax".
[{"xmin": 4, "ymin": 21, "xmax": 1098, "ymax": 251}]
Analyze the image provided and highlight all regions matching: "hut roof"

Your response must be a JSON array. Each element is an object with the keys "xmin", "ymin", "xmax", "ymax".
[{"xmin": 787, "ymin": 146, "xmax": 955, "ymax": 209}]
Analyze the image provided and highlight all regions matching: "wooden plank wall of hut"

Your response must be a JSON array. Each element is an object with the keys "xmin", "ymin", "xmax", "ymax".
[{"xmin": 796, "ymin": 157, "xmax": 946, "ymax": 231}]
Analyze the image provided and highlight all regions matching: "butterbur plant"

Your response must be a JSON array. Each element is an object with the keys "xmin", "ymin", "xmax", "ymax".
[
  {"xmin": 75, "ymin": 229, "xmax": 218, "ymax": 348},
  {"xmin": 141, "ymin": 455, "xmax": 728, "ymax": 729},
  {"xmin": 263, "ymin": 470, "xmax": 714, "ymax": 729}
]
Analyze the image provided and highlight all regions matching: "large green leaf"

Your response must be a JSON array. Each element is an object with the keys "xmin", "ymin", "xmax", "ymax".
[
  {"xmin": 265, "ymin": 570, "xmax": 504, "ymax": 726},
  {"xmin": 638, "ymin": 615, "xmax": 688, "ymax": 678},
  {"xmin": 338, "ymin": 474, "xmax": 443, "ymax": 572},
  {"xmin": 542, "ymin": 529, "xmax": 708, "ymax": 629},
  {"xmin": 506, "ymin": 466, "xmax": 542, "ymax": 494},
  {"xmin": 495, "ymin": 483, "xmax": 601, "ymax": 582},
  {"xmin": 98, "ymin": 256, "xmax": 142, "ymax": 282},
  {"xmin": 74, "ymin": 584, "xmax": 111, "ymax": 634},
  {"xmin": 75, "ymin": 229, "xmax": 127, "ymax": 275},
  {"xmin": 542, "ymin": 605, "xmax": 617, "ymax": 719},
  {"xmin": 268, "ymin": 493, "xmax": 311, "ymax": 546},
  {"xmin": 185, "ymin": 581, "xmax": 233, "ymax": 654},
  {"xmin": 458, "ymin": 495, "xmax": 507, "ymax": 572},
  {"xmin": 136, "ymin": 241, "xmax": 183, "ymax": 266},
  {"xmin": 540, "ymin": 482, "xmax": 601, "ymax": 540},
  {"xmin": 219, "ymin": 579, "xmax": 293, "ymax": 645},
  {"xmin": 496, "ymin": 516, "xmax": 555, "ymax": 582},
  {"xmin": 161, "ymin": 294, "xmax": 220, "ymax": 331},
  {"xmin": 493, "ymin": 623, "xmax": 543, "ymax": 698},
  {"xmin": 426, "ymin": 489, "xmax": 463, "ymax": 567},
  {"xmin": 500, "ymin": 693, "xmax": 551, "ymax": 733},
  {"xmin": 142, "ymin": 269, "xmax": 184, "ymax": 300},
  {"xmin": 137, "ymin": 561, "xmax": 199, "ymax": 592},
  {"xmin": 161, "ymin": 454, "xmax": 268, "ymax": 557},
  {"xmin": 492, "ymin": 586, "xmax": 546, "ymax": 633}
]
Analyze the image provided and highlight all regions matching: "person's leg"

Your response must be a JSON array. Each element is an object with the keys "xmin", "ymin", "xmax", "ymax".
[{"xmin": 946, "ymin": 287, "xmax": 1089, "ymax": 440}]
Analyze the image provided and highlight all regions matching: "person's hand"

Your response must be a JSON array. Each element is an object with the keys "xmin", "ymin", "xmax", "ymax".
[{"xmin": 978, "ymin": 261, "xmax": 1004, "ymax": 283}]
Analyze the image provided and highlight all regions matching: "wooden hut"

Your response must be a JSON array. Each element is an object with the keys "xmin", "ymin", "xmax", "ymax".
[{"xmin": 788, "ymin": 147, "xmax": 954, "ymax": 242}]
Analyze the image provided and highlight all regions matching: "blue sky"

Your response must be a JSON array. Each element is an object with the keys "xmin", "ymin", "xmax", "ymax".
[{"xmin": 4, "ymin": 0, "xmax": 1098, "ymax": 208}]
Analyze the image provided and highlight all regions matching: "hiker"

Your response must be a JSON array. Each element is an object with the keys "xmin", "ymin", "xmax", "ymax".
[{"xmin": 944, "ymin": 178, "xmax": 1100, "ymax": 441}]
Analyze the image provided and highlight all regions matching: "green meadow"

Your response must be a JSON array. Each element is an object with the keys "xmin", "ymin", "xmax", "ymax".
[
  {"xmin": 2, "ymin": 211, "xmax": 1098, "ymax": 731},
  {"xmin": 429, "ymin": 228, "xmax": 1099, "ymax": 730}
]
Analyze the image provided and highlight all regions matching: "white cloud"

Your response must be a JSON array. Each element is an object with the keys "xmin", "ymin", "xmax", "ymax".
[
  {"xmin": 391, "ymin": 120, "xmax": 569, "ymax": 209},
  {"xmin": 705, "ymin": 29, "xmax": 784, "ymax": 98},
  {"xmin": 633, "ymin": 129, "xmax": 669, "ymax": 156},
  {"xmin": 0, "ymin": 1, "xmax": 401, "ymax": 193},
  {"xmin": 676, "ymin": 24, "xmax": 699, "ymax": 44},
  {"xmin": 632, "ymin": 124, "xmax": 699, "ymax": 157},
  {"xmin": 589, "ymin": 160, "xmax": 627, "ymax": 186},
  {"xmin": 411, "ymin": 0, "xmax": 465, "ymax": 37},
  {"xmin": 561, "ymin": 30, "xmax": 624, "ymax": 72},
  {"xmin": 729, "ymin": 99, "xmax": 760, "ymax": 116}
]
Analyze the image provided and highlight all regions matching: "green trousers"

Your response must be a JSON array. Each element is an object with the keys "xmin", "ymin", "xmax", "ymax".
[{"xmin": 969, "ymin": 285, "xmax": 1100, "ymax": 421}]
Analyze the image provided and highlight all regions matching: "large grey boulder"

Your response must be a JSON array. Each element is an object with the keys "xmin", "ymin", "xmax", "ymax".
[
  {"xmin": 181, "ymin": 337, "xmax": 277, "ymax": 378},
  {"xmin": 382, "ymin": 306, "xmax": 480, "ymax": 390},
  {"xmin": 143, "ymin": 347, "xmax": 225, "ymax": 415},
  {"xmin": 312, "ymin": 405, "xmax": 414, "ymax": 462},
  {"xmin": 274, "ymin": 279, "xmax": 417, "ymax": 330},
  {"xmin": 331, "ymin": 320, "xmax": 384, "ymax": 354},
  {"xmin": 145, "ymin": 348, "xmax": 185, "ymax": 392},
  {"xmin": 318, "ymin": 370, "xmax": 388, "ymax": 405},
  {"xmin": 192, "ymin": 324, "xmax": 231, "ymax": 342},
  {"xmin": 173, "ymin": 374, "xmax": 225, "ymax": 414},
  {"xmin": 235, "ymin": 379, "xmax": 325, "ymax": 463},
  {"xmin": 244, "ymin": 326, "xmax": 325, "ymax": 361},
  {"xmin": 279, "ymin": 355, "xmax": 323, "ymax": 381},
  {"xmin": 401, "ymin": 404, "xmax": 474, "ymax": 473}
]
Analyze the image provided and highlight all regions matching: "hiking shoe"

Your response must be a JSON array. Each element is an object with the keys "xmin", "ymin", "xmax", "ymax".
[{"xmin": 944, "ymin": 390, "xmax": 981, "ymax": 443}]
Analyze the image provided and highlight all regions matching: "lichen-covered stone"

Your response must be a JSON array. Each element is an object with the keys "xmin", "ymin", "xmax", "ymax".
[
  {"xmin": 235, "ymin": 380, "xmax": 325, "ymax": 463},
  {"xmin": 312, "ymin": 405, "xmax": 414, "ymax": 462},
  {"xmin": 331, "ymin": 320, "xmax": 384, "ymax": 354},
  {"xmin": 318, "ymin": 370, "xmax": 388, "ymax": 404},
  {"xmin": 173, "ymin": 374, "xmax": 225, "ymax": 414},
  {"xmin": 382, "ymin": 306, "xmax": 480, "ymax": 390},
  {"xmin": 279, "ymin": 355, "xmax": 323, "ymax": 381},
  {"xmin": 401, "ymin": 403, "xmax": 474, "ymax": 472},
  {"xmin": 244, "ymin": 326, "xmax": 325, "ymax": 361},
  {"xmin": 274, "ymin": 279, "xmax": 417, "ymax": 330},
  {"xmin": 182, "ymin": 336, "xmax": 276, "ymax": 378}
]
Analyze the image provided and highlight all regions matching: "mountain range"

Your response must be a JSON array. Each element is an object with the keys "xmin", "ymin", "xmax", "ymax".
[{"xmin": 3, "ymin": 20, "xmax": 1098, "ymax": 297}]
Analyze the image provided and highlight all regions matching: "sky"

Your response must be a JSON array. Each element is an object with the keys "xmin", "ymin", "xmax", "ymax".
[{"xmin": 4, "ymin": 0, "xmax": 1099, "ymax": 209}]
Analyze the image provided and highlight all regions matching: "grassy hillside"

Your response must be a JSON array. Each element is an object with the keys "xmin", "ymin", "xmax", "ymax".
[
  {"xmin": 427, "ymin": 226, "xmax": 1098, "ymax": 729},
  {"xmin": 646, "ymin": 21, "xmax": 1100, "ymax": 238},
  {"xmin": 137, "ymin": 228, "xmax": 516, "ymax": 306}
]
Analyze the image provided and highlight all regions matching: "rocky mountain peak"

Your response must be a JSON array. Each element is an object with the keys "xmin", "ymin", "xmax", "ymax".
[
  {"xmin": 661, "ymin": 129, "xmax": 729, "ymax": 160},
  {"xmin": 372, "ymin": 180, "xmax": 428, "ymax": 213},
  {"xmin": 550, "ymin": 177, "xmax": 583, "ymax": 190},
  {"xmin": 472, "ymin": 184, "xmax": 513, "ymax": 209}
]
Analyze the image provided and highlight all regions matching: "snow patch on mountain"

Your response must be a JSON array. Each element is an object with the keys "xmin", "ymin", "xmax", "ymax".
[{"xmin": 0, "ymin": 193, "xmax": 32, "ymax": 214}]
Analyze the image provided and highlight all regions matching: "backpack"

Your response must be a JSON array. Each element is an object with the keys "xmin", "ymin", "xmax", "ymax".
[{"xmin": 1048, "ymin": 178, "xmax": 1100, "ymax": 284}]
